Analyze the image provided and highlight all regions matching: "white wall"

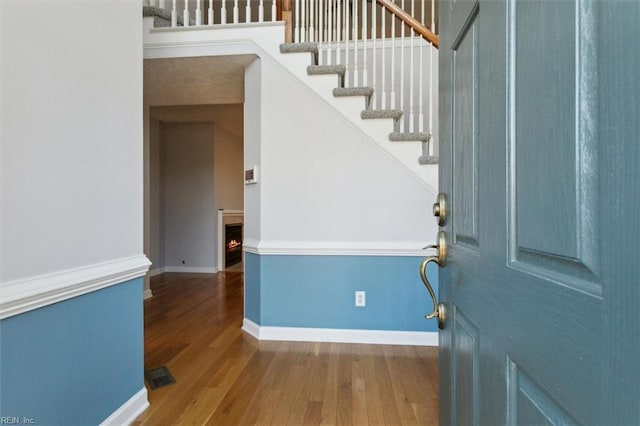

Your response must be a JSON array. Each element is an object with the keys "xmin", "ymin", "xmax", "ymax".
[
  {"xmin": 149, "ymin": 118, "xmax": 164, "ymax": 269},
  {"xmin": 162, "ymin": 123, "xmax": 216, "ymax": 269},
  {"xmin": 244, "ymin": 59, "xmax": 262, "ymax": 244},
  {"xmin": 214, "ymin": 111, "xmax": 244, "ymax": 212},
  {"xmin": 255, "ymin": 57, "xmax": 437, "ymax": 248},
  {"xmin": 1, "ymin": 2, "xmax": 144, "ymax": 283}
]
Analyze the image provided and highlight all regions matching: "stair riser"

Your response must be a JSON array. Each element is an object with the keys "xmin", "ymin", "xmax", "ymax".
[
  {"xmin": 305, "ymin": 74, "xmax": 343, "ymax": 95},
  {"xmin": 332, "ymin": 97, "xmax": 368, "ymax": 116}
]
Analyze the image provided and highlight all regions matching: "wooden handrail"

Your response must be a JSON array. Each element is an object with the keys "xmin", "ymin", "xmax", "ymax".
[{"xmin": 376, "ymin": 0, "xmax": 439, "ymax": 48}]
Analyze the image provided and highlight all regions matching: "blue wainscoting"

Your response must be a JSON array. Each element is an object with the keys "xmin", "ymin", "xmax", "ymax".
[
  {"xmin": 0, "ymin": 278, "xmax": 144, "ymax": 424},
  {"xmin": 244, "ymin": 253, "xmax": 439, "ymax": 332},
  {"xmin": 244, "ymin": 252, "xmax": 262, "ymax": 324}
]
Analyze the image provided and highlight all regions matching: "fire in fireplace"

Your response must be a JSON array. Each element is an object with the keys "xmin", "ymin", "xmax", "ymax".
[{"xmin": 225, "ymin": 223, "xmax": 243, "ymax": 267}]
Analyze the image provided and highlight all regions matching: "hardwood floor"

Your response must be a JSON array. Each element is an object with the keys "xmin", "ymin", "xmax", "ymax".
[{"xmin": 133, "ymin": 272, "xmax": 439, "ymax": 425}]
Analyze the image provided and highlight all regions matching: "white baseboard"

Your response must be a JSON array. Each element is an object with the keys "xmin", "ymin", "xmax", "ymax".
[
  {"xmin": 148, "ymin": 267, "xmax": 166, "ymax": 277},
  {"xmin": 242, "ymin": 319, "xmax": 438, "ymax": 346},
  {"xmin": 143, "ymin": 289, "xmax": 153, "ymax": 300},
  {"xmin": 163, "ymin": 266, "xmax": 218, "ymax": 274},
  {"xmin": 100, "ymin": 387, "xmax": 149, "ymax": 426}
]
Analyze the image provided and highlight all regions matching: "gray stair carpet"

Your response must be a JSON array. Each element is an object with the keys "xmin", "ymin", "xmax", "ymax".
[
  {"xmin": 280, "ymin": 43, "xmax": 319, "ymax": 54},
  {"xmin": 333, "ymin": 87, "xmax": 374, "ymax": 97},
  {"xmin": 307, "ymin": 65, "xmax": 346, "ymax": 75},
  {"xmin": 280, "ymin": 43, "xmax": 319, "ymax": 65},
  {"xmin": 389, "ymin": 131, "xmax": 430, "ymax": 142},
  {"xmin": 418, "ymin": 155, "xmax": 439, "ymax": 165},
  {"xmin": 143, "ymin": 6, "xmax": 190, "ymax": 27},
  {"xmin": 361, "ymin": 109, "xmax": 403, "ymax": 120}
]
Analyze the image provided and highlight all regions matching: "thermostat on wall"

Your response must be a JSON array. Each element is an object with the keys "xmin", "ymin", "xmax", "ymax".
[{"xmin": 244, "ymin": 166, "xmax": 258, "ymax": 184}]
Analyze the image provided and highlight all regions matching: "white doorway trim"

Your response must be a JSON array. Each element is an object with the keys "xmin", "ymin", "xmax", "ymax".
[{"xmin": 217, "ymin": 209, "xmax": 244, "ymax": 270}]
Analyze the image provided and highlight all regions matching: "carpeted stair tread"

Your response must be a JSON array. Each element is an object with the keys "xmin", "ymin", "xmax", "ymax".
[
  {"xmin": 389, "ymin": 131, "xmax": 430, "ymax": 142},
  {"xmin": 333, "ymin": 87, "xmax": 374, "ymax": 97},
  {"xmin": 361, "ymin": 109, "xmax": 403, "ymax": 120},
  {"xmin": 280, "ymin": 43, "xmax": 319, "ymax": 54},
  {"xmin": 307, "ymin": 65, "xmax": 346, "ymax": 75},
  {"xmin": 418, "ymin": 155, "xmax": 439, "ymax": 165}
]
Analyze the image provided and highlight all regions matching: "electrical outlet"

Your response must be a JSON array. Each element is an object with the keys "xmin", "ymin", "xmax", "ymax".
[{"xmin": 355, "ymin": 291, "xmax": 366, "ymax": 307}]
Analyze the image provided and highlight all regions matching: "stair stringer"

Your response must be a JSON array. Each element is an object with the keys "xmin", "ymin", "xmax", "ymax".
[{"xmin": 143, "ymin": 23, "xmax": 438, "ymax": 191}]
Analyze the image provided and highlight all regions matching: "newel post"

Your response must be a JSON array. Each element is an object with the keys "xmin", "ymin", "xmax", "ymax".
[{"xmin": 278, "ymin": 0, "xmax": 293, "ymax": 43}]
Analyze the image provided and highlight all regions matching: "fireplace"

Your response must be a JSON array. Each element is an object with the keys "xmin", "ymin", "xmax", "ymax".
[{"xmin": 225, "ymin": 223, "xmax": 243, "ymax": 267}]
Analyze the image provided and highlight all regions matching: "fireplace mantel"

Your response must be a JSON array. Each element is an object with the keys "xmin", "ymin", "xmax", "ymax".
[{"xmin": 217, "ymin": 209, "xmax": 244, "ymax": 270}]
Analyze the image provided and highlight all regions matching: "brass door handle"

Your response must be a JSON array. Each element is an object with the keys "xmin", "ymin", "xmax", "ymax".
[{"xmin": 420, "ymin": 231, "xmax": 447, "ymax": 329}]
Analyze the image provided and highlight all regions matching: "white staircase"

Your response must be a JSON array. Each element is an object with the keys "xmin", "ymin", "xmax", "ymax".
[
  {"xmin": 143, "ymin": 0, "xmax": 439, "ymax": 189},
  {"xmin": 279, "ymin": 42, "xmax": 438, "ymax": 165}
]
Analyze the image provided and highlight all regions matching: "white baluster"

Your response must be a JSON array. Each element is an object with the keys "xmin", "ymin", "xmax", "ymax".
[
  {"xmin": 381, "ymin": 6, "xmax": 386, "ymax": 108},
  {"xmin": 371, "ymin": 2, "xmax": 376, "ymax": 108},
  {"xmin": 233, "ymin": 0, "xmax": 239, "ymax": 23},
  {"xmin": 183, "ymin": 1, "xmax": 190, "ymax": 26},
  {"xmin": 331, "ymin": 0, "xmax": 335, "ymax": 62},
  {"xmin": 171, "ymin": 0, "xmax": 177, "ymax": 26},
  {"xmin": 428, "ymin": 0, "xmax": 435, "ymax": 152},
  {"xmin": 309, "ymin": 0, "xmax": 315, "ymax": 41},
  {"xmin": 353, "ymin": 0, "xmax": 358, "ymax": 86},
  {"xmin": 408, "ymin": 0, "xmax": 415, "ymax": 132},
  {"xmin": 221, "ymin": 0, "xmax": 227, "ymax": 24},
  {"xmin": 196, "ymin": 0, "xmax": 202, "ymax": 25},
  {"xmin": 272, "ymin": 0, "xmax": 276, "ymax": 22},
  {"xmin": 390, "ymin": 12, "xmax": 396, "ymax": 108},
  {"xmin": 409, "ymin": 28, "xmax": 415, "ymax": 132},
  {"xmin": 320, "ymin": 0, "xmax": 325, "ymax": 47},
  {"xmin": 259, "ymin": 0, "xmax": 264, "ymax": 22},
  {"xmin": 362, "ymin": 0, "xmax": 368, "ymax": 88},
  {"xmin": 418, "ymin": 0, "xmax": 425, "ymax": 132},
  {"xmin": 343, "ymin": 0, "xmax": 348, "ymax": 85},
  {"xmin": 301, "ymin": 0, "xmax": 306, "ymax": 42},
  {"xmin": 336, "ymin": 0, "xmax": 341, "ymax": 64},
  {"xmin": 317, "ymin": 0, "xmax": 324, "ymax": 63},
  {"xmin": 329, "ymin": 0, "xmax": 334, "ymax": 64},
  {"xmin": 208, "ymin": 0, "xmax": 214, "ymax": 24},
  {"xmin": 159, "ymin": 0, "xmax": 166, "ymax": 9},
  {"xmin": 400, "ymin": 0, "xmax": 405, "ymax": 127},
  {"xmin": 246, "ymin": 0, "xmax": 251, "ymax": 23},
  {"xmin": 293, "ymin": 0, "xmax": 302, "ymax": 43}
]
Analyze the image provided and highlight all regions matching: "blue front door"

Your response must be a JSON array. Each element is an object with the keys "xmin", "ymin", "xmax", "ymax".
[{"xmin": 437, "ymin": 0, "xmax": 640, "ymax": 423}]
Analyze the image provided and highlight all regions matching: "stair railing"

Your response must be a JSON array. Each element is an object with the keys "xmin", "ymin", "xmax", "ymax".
[
  {"xmin": 287, "ymin": 0, "xmax": 439, "ymax": 158},
  {"xmin": 147, "ymin": 0, "xmax": 281, "ymax": 26}
]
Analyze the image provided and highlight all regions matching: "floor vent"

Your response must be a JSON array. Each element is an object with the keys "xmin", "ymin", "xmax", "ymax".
[{"xmin": 144, "ymin": 366, "xmax": 176, "ymax": 390}]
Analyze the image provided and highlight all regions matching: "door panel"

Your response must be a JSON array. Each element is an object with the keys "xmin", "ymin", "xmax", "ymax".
[
  {"xmin": 510, "ymin": 0, "xmax": 601, "ymax": 291},
  {"xmin": 452, "ymin": 5, "xmax": 479, "ymax": 246},
  {"xmin": 508, "ymin": 359, "xmax": 579, "ymax": 426},
  {"xmin": 513, "ymin": 0, "xmax": 577, "ymax": 260},
  {"xmin": 452, "ymin": 306, "xmax": 479, "ymax": 426},
  {"xmin": 437, "ymin": 0, "xmax": 640, "ymax": 424}
]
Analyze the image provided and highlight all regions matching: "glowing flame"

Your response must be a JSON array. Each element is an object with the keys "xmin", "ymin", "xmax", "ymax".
[{"xmin": 227, "ymin": 239, "xmax": 241, "ymax": 250}]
